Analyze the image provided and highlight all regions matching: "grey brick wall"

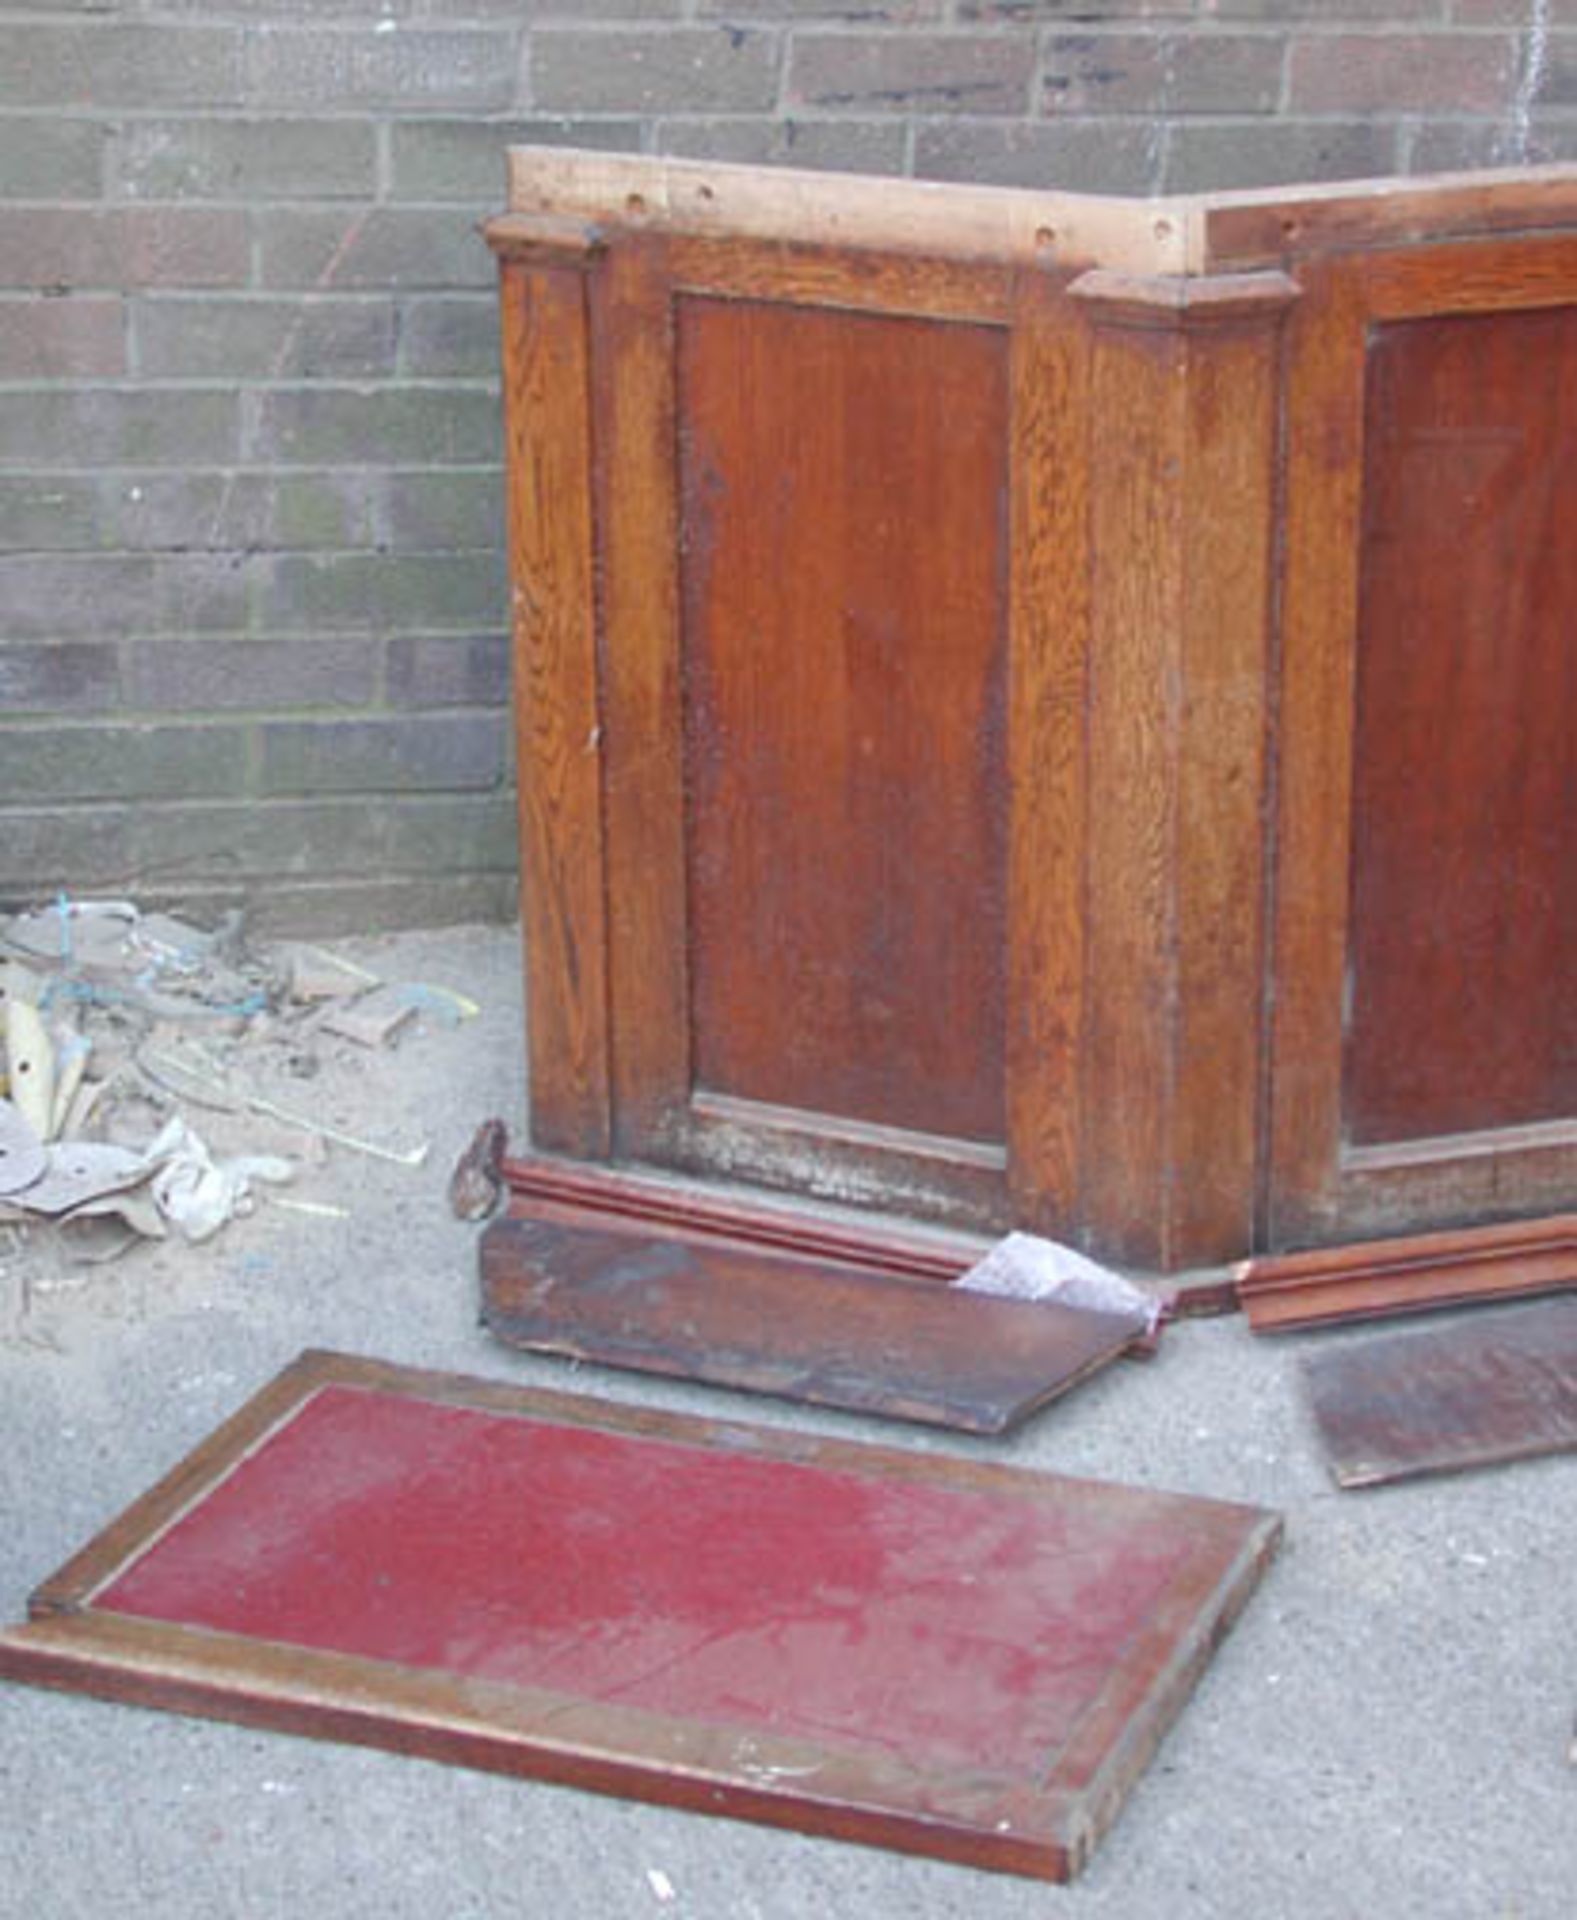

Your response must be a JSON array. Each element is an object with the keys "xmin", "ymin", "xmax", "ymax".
[{"xmin": 2, "ymin": 0, "xmax": 1573, "ymax": 932}]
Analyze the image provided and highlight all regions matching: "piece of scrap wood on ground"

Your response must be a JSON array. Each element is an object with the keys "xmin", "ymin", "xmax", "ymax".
[
  {"xmin": 1305, "ymin": 1296, "xmax": 1577, "ymax": 1488},
  {"xmin": 0, "ymin": 1349, "xmax": 1280, "ymax": 1883},
  {"xmin": 1238, "ymin": 1213, "xmax": 1577, "ymax": 1333},
  {"xmin": 481, "ymin": 1216, "xmax": 1148, "ymax": 1435}
]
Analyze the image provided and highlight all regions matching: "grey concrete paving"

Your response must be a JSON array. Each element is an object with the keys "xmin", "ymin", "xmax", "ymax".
[{"xmin": 2, "ymin": 923, "xmax": 1572, "ymax": 1919}]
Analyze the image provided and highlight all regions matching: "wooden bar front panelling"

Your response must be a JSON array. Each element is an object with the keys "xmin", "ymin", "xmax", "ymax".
[
  {"xmin": 588, "ymin": 238, "xmax": 692, "ymax": 1151},
  {"xmin": 1268, "ymin": 235, "xmax": 1577, "ymax": 1249},
  {"xmin": 497, "ymin": 260, "xmax": 611, "ymax": 1159},
  {"xmin": 676, "ymin": 296, "xmax": 1010, "ymax": 1146},
  {"xmin": 1071, "ymin": 271, "xmax": 1295, "ymax": 1268},
  {"xmin": 492, "ymin": 155, "xmax": 1577, "ymax": 1268},
  {"xmin": 1005, "ymin": 266, "xmax": 1087, "ymax": 1235},
  {"xmin": 1346, "ymin": 305, "xmax": 1577, "ymax": 1144}
]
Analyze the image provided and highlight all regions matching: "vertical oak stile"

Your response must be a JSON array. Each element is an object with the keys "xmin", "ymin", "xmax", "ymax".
[
  {"xmin": 587, "ymin": 236, "xmax": 693, "ymax": 1151},
  {"xmin": 1172, "ymin": 282, "xmax": 1298, "ymax": 1261},
  {"xmin": 1006, "ymin": 266, "xmax": 1088, "ymax": 1237},
  {"xmin": 1070, "ymin": 269, "xmax": 1298, "ymax": 1268},
  {"xmin": 1075, "ymin": 279, "xmax": 1183, "ymax": 1269},
  {"xmin": 496, "ymin": 254, "xmax": 612, "ymax": 1158},
  {"xmin": 1265, "ymin": 261, "xmax": 1367, "ymax": 1247}
]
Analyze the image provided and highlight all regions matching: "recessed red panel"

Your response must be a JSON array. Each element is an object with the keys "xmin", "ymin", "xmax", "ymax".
[
  {"xmin": 100, "ymin": 1384, "xmax": 1185, "ymax": 1777},
  {"xmin": 1, "ymin": 1352, "xmax": 1281, "ymax": 1881}
]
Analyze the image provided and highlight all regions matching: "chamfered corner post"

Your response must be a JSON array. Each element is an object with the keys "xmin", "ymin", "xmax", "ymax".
[{"xmin": 1066, "ymin": 266, "xmax": 1300, "ymax": 1270}]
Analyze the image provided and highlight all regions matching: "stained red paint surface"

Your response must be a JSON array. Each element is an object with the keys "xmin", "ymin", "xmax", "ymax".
[{"xmin": 99, "ymin": 1386, "xmax": 1190, "ymax": 1777}]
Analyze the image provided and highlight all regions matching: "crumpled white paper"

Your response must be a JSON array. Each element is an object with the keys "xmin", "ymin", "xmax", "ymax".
[
  {"xmin": 955, "ymin": 1230, "xmax": 1162, "ymax": 1335},
  {"xmin": 145, "ymin": 1116, "xmax": 295, "ymax": 1242}
]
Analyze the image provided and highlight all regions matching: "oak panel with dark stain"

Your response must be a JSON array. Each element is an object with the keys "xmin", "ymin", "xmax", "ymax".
[
  {"xmin": 1346, "ymin": 304, "xmax": 1577, "ymax": 1145},
  {"xmin": 497, "ymin": 262, "xmax": 611, "ymax": 1158},
  {"xmin": 675, "ymin": 295, "xmax": 1010, "ymax": 1146}
]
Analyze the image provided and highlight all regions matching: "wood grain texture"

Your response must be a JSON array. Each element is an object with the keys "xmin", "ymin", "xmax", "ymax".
[
  {"xmin": 480, "ymin": 1216, "xmax": 1145, "ymax": 1434},
  {"xmin": 674, "ymin": 1092, "xmax": 1008, "ymax": 1231},
  {"xmin": 1079, "ymin": 297, "xmax": 1179, "ymax": 1267},
  {"xmin": 675, "ymin": 293, "xmax": 1011, "ymax": 1145},
  {"xmin": 665, "ymin": 232, "xmax": 1013, "ymax": 325},
  {"xmin": 1199, "ymin": 166, "xmax": 1577, "ymax": 273},
  {"xmin": 1337, "ymin": 1122, "xmax": 1577, "ymax": 1240},
  {"xmin": 1171, "ymin": 298, "xmax": 1289, "ymax": 1262},
  {"xmin": 1239, "ymin": 1212, "xmax": 1577, "ymax": 1334},
  {"xmin": 1006, "ymin": 270, "xmax": 1087, "ymax": 1236},
  {"xmin": 507, "ymin": 145, "xmax": 1183, "ymax": 276},
  {"xmin": 506, "ymin": 148, "xmax": 1577, "ymax": 279},
  {"xmin": 1267, "ymin": 241, "xmax": 1577, "ymax": 1249},
  {"xmin": 496, "ymin": 160, "xmax": 1577, "ymax": 1267},
  {"xmin": 1303, "ymin": 1296, "xmax": 1577, "ymax": 1488},
  {"xmin": 1264, "ymin": 259, "xmax": 1371, "ymax": 1248},
  {"xmin": 1072, "ymin": 271, "xmax": 1294, "ymax": 1267},
  {"xmin": 589, "ymin": 237, "xmax": 692, "ymax": 1150},
  {"xmin": 497, "ymin": 1149, "xmax": 991, "ymax": 1278},
  {"xmin": 498, "ymin": 261, "xmax": 611, "ymax": 1158},
  {"xmin": 1346, "ymin": 304, "xmax": 1577, "ymax": 1143}
]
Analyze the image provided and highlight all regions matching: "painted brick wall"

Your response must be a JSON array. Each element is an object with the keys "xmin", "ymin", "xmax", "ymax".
[{"xmin": 1, "ymin": 1, "xmax": 1572, "ymax": 932}]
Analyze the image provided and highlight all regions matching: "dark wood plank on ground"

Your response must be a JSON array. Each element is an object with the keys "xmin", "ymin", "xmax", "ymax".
[
  {"xmin": 481, "ymin": 1215, "xmax": 1146, "ymax": 1435},
  {"xmin": 1305, "ymin": 1296, "xmax": 1577, "ymax": 1488}
]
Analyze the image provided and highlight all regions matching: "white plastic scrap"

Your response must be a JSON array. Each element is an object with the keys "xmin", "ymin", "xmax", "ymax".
[
  {"xmin": 5, "ymin": 998, "xmax": 55, "ymax": 1141},
  {"xmin": 956, "ymin": 1230, "xmax": 1162, "ymax": 1335},
  {"xmin": 146, "ymin": 1116, "xmax": 295, "ymax": 1243}
]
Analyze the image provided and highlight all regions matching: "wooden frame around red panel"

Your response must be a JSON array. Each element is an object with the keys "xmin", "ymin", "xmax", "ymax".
[
  {"xmin": 1267, "ymin": 235, "xmax": 1577, "ymax": 1250},
  {"xmin": 0, "ymin": 1350, "xmax": 1281, "ymax": 1884}
]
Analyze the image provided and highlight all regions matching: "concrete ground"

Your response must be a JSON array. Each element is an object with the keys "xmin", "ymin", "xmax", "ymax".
[{"xmin": 1, "ymin": 922, "xmax": 1572, "ymax": 1920}]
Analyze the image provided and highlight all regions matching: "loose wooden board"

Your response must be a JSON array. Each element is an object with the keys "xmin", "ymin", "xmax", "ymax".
[
  {"xmin": 0, "ymin": 1350, "xmax": 1280, "ymax": 1883},
  {"xmin": 481, "ymin": 1215, "xmax": 1147, "ymax": 1435},
  {"xmin": 1305, "ymin": 1297, "xmax": 1577, "ymax": 1488}
]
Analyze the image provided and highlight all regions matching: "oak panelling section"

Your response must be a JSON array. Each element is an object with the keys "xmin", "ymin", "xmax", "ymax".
[
  {"xmin": 497, "ymin": 261, "xmax": 611, "ymax": 1158},
  {"xmin": 680, "ymin": 1092, "xmax": 1007, "ymax": 1232},
  {"xmin": 1172, "ymin": 307, "xmax": 1287, "ymax": 1261},
  {"xmin": 1079, "ymin": 302, "xmax": 1178, "ymax": 1266},
  {"xmin": 665, "ymin": 234, "xmax": 1014, "ymax": 325},
  {"xmin": 1006, "ymin": 270, "xmax": 1087, "ymax": 1235},
  {"xmin": 1269, "ymin": 239, "xmax": 1577, "ymax": 1248},
  {"xmin": 1072, "ymin": 271, "xmax": 1294, "ymax": 1267},
  {"xmin": 1346, "ymin": 305, "xmax": 1577, "ymax": 1143},
  {"xmin": 675, "ymin": 294, "xmax": 1011, "ymax": 1146},
  {"xmin": 588, "ymin": 238, "xmax": 692, "ymax": 1151}
]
